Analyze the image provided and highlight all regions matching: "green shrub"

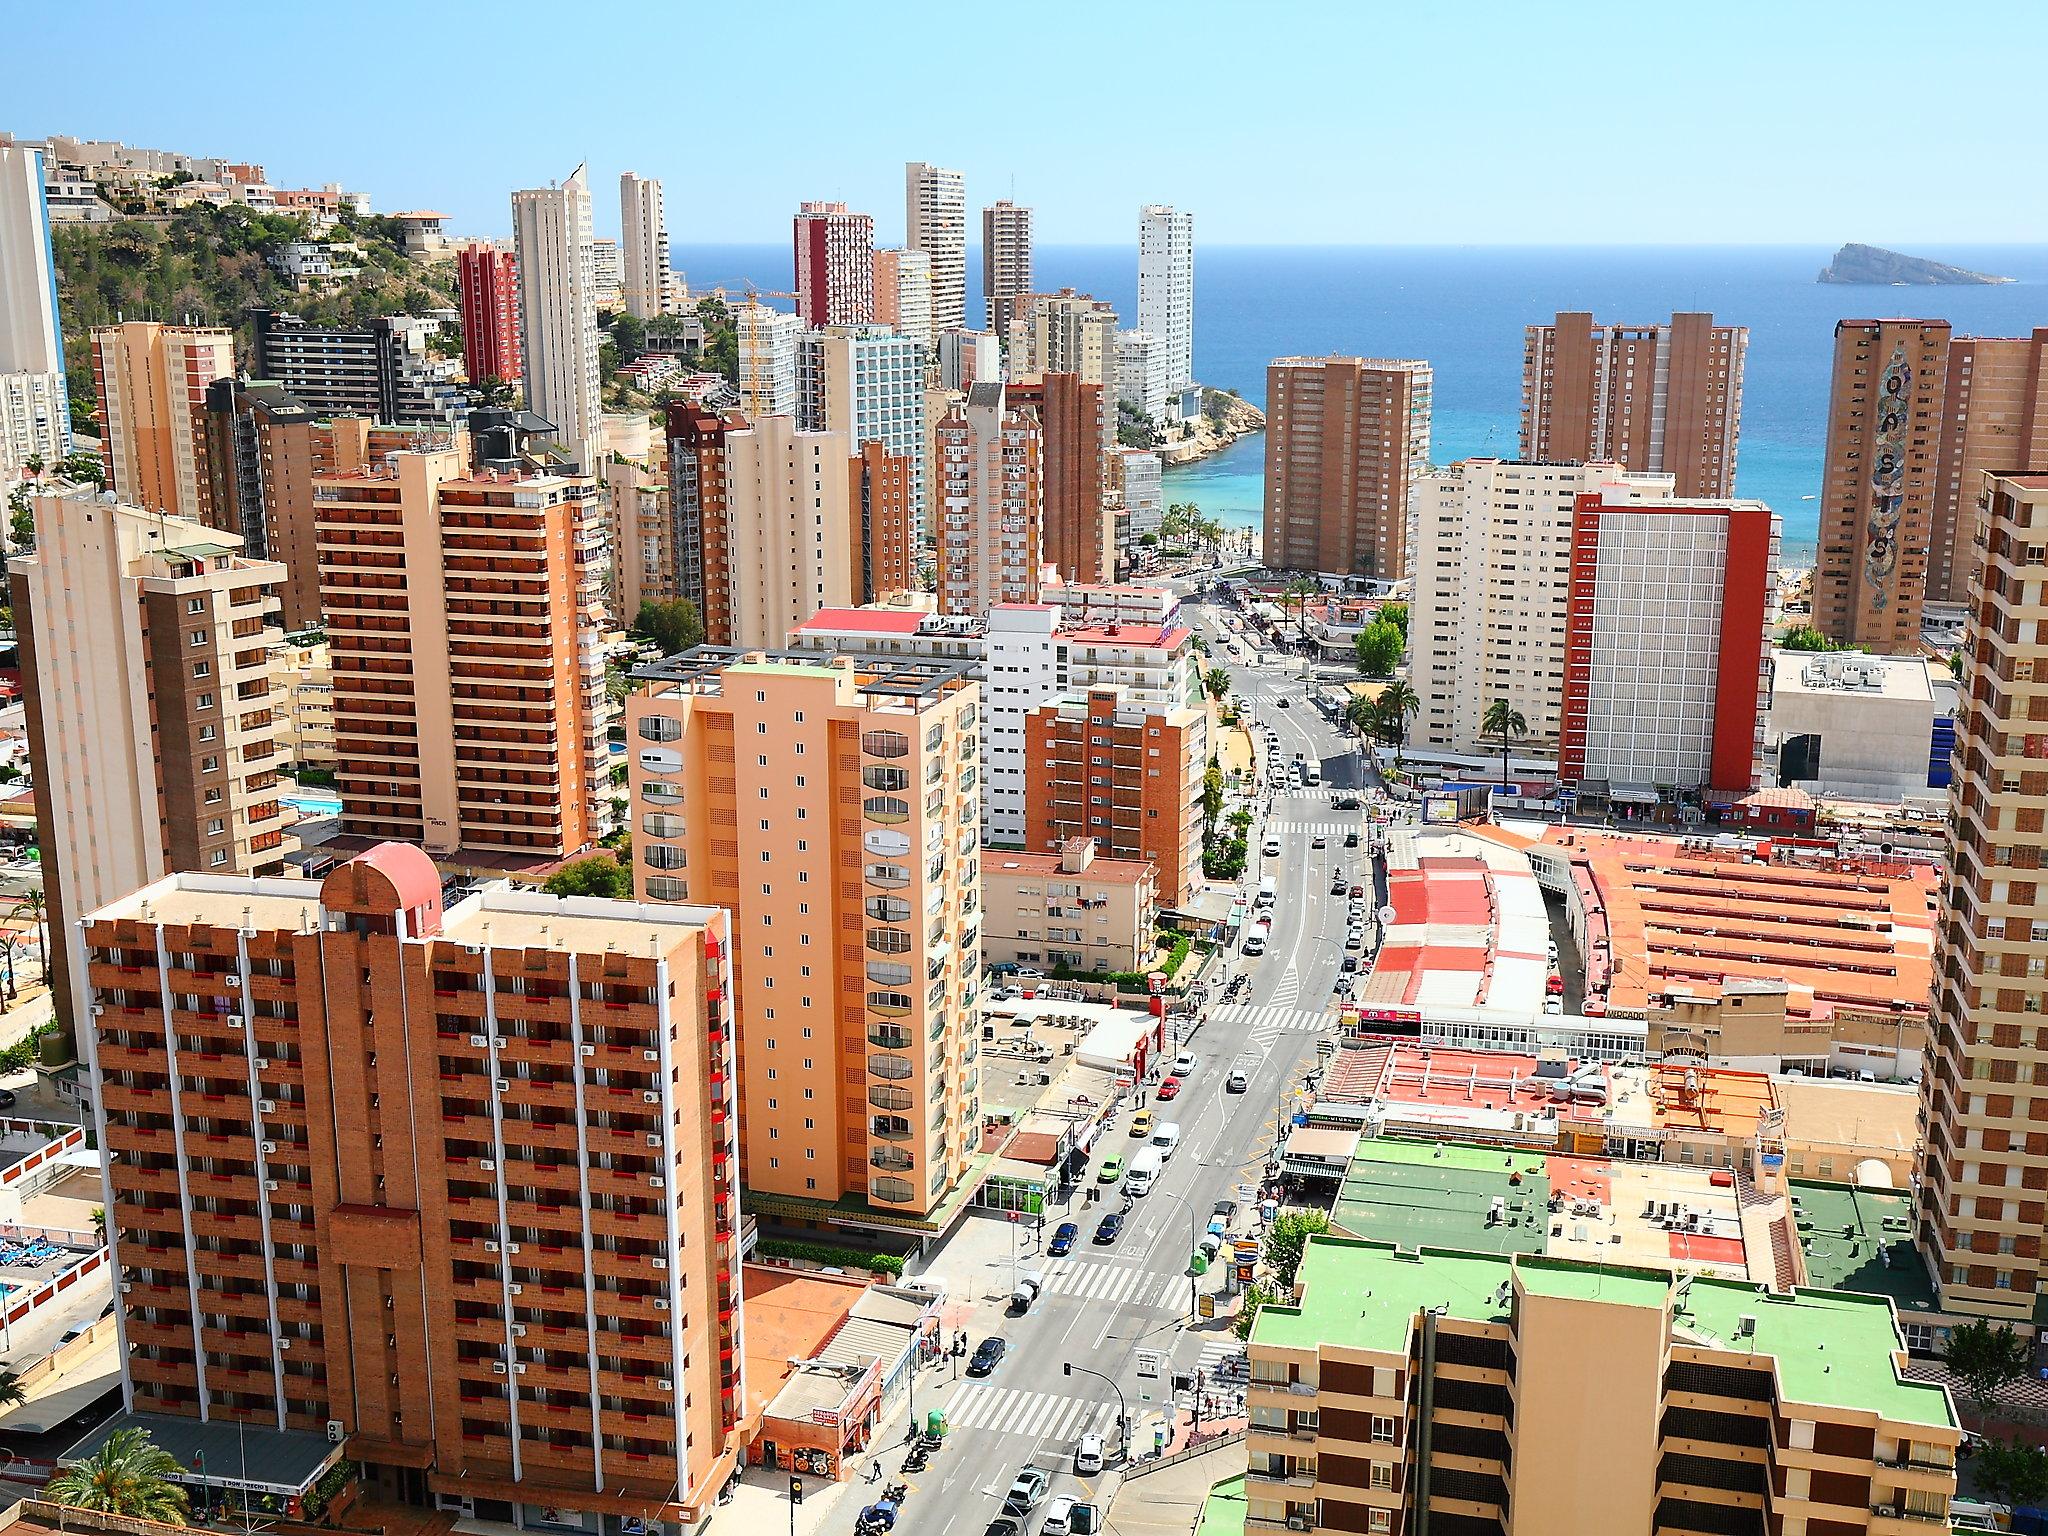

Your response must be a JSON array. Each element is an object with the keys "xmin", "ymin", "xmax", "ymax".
[{"xmin": 756, "ymin": 1238, "xmax": 905, "ymax": 1276}]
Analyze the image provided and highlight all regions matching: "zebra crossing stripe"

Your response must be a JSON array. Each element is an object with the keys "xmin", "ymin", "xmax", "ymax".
[{"xmin": 949, "ymin": 1385, "xmax": 1115, "ymax": 1440}]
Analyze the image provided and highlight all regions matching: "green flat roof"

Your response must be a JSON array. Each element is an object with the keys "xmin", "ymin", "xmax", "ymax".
[
  {"xmin": 1197, "ymin": 1476, "xmax": 1247, "ymax": 1536},
  {"xmin": 1515, "ymin": 1254, "xmax": 1668, "ymax": 1308},
  {"xmin": 1252, "ymin": 1236, "xmax": 1513, "ymax": 1354},
  {"xmin": 1790, "ymin": 1180, "xmax": 1940, "ymax": 1316},
  {"xmin": 1676, "ymin": 1278, "xmax": 1955, "ymax": 1430},
  {"xmin": 1332, "ymin": 1137, "xmax": 1550, "ymax": 1257}
]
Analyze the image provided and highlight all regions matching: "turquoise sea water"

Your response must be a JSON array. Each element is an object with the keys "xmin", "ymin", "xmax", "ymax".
[{"xmin": 670, "ymin": 242, "xmax": 2048, "ymax": 563}]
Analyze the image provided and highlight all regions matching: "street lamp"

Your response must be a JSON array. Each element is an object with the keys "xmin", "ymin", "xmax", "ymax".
[{"xmin": 1063, "ymin": 1361, "xmax": 1128, "ymax": 1459}]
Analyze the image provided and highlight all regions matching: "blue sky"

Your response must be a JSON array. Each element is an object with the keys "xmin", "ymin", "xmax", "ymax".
[{"xmin": 12, "ymin": 0, "xmax": 2045, "ymax": 246}]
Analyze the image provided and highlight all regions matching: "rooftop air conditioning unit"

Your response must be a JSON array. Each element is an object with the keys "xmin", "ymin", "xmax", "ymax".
[
  {"xmin": 258, "ymin": 1099, "xmax": 276, "ymax": 1114},
  {"xmin": 1737, "ymin": 1314, "xmax": 1758, "ymax": 1339},
  {"xmin": 325, "ymin": 1420, "xmax": 345, "ymax": 1444},
  {"xmin": 254, "ymin": 1058, "xmax": 269, "ymax": 1070},
  {"xmin": 508, "ymin": 1283, "xmax": 522, "ymax": 1295},
  {"xmin": 645, "ymin": 1134, "xmax": 662, "ymax": 1148},
  {"xmin": 650, "ymin": 1176, "xmax": 666, "ymax": 1190},
  {"xmin": 464, "ymin": 946, "xmax": 482, "ymax": 957},
  {"xmin": 485, "ymin": 1241, "xmax": 500, "ymax": 1254},
  {"xmin": 265, "ymin": 1179, "xmax": 279, "ymax": 1192},
  {"xmin": 493, "ymin": 1037, "xmax": 508, "ymax": 1049},
  {"xmin": 224, "ymin": 975, "xmax": 241, "ymax": 988},
  {"xmin": 658, "ymin": 1378, "xmax": 674, "ymax": 1392},
  {"xmin": 260, "ymin": 1140, "xmax": 277, "ymax": 1154},
  {"xmin": 651, "ymin": 1256, "xmax": 668, "ymax": 1270},
  {"xmin": 580, "ymin": 1044, "xmax": 595, "ymax": 1057}
]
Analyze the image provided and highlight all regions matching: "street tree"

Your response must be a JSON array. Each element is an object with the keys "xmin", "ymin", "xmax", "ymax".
[
  {"xmin": 1482, "ymin": 700, "xmax": 1528, "ymax": 791},
  {"xmin": 1943, "ymin": 1318, "xmax": 2032, "ymax": 1411},
  {"xmin": 1354, "ymin": 619, "xmax": 1402, "ymax": 678},
  {"xmin": 1263, "ymin": 1210, "xmax": 1331, "ymax": 1288}
]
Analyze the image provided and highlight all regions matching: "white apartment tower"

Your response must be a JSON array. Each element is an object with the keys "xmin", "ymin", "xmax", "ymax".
[
  {"xmin": 619, "ymin": 171, "xmax": 671, "ymax": 320},
  {"xmin": 0, "ymin": 144, "xmax": 70, "ymax": 482},
  {"xmin": 512, "ymin": 164, "xmax": 603, "ymax": 469},
  {"xmin": 723, "ymin": 416, "xmax": 854, "ymax": 650},
  {"xmin": 1137, "ymin": 205, "xmax": 1195, "ymax": 411},
  {"xmin": 873, "ymin": 248, "xmax": 933, "ymax": 354},
  {"xmin": 797, "ymin": 325, "xmax": 928, "ymax": 541},
  {"xmin": 906, "ymin": 162, "xmax": 967, "ymax": 334},
  {"xmin": 1117, "ymin": 329, "xmax": 1170, "ymax": 423},
  {"xmin": 1411, "ymin": 458, "xmax": 1673, "ymax": 756},
  {"xmin": 981, "ymin": 200, "xmax": 1033, "ymax": 336},
  {"xmin": 734, "ymin": 302, "xmax": 801, "ymax": 419}
]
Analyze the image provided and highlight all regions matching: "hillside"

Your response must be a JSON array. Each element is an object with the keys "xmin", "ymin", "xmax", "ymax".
[
  {"xmin": 1816, "ymin": 242, "xmax": 2010, "ymax": 286},
  {"xmin": 50, "ymin": 205, "xmax": 461, "ymax": 431}
]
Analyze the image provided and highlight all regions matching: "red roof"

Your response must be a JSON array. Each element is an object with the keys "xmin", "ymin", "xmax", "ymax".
[
  {"xmin": 795, "ymin": 608, "xmax": 930, "ymax": 635},
  {"xmin": 1058, "ymin": 624, "xmax": 1187, "ymax": 648}
]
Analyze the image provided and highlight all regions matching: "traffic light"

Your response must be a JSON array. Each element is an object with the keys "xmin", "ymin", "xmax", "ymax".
[{"xmin": 788, "ymin": 1476, "xmax": 803, "ymax": 1505}]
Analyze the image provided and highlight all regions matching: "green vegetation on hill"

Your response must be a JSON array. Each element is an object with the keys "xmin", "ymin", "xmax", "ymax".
[{"xmin": 51, "ymin": 205, "xmax": 460, "ymax": 432}]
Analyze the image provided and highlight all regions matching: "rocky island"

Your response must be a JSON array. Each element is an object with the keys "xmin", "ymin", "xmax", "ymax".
[
  {"xmin": 1817, "ymin": 243, "xmax": 2011, "ymax": 286},
  {"xmin": 1157, "ymin": 388, "xmax": 1266, "ymax": 465}
]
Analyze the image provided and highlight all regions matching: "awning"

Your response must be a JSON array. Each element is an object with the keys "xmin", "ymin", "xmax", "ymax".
[{"xmin": 63, "ymin": 1411, "xmax": 344, "ymax": 1496}]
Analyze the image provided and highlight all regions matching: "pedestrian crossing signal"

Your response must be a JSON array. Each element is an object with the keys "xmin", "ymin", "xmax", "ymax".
[{"xmin": 789, "ymin": 1477, "xmax": 803, "ymax": 1504}]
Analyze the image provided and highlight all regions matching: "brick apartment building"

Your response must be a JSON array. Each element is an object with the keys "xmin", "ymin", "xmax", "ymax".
[
  {"xmin": 1024, "ymin": 684, "xmax": 1205, "ymax": 908},
  {"xmin": 82, "ymin": 842, "xmax": 744, "ymax": 1529}
]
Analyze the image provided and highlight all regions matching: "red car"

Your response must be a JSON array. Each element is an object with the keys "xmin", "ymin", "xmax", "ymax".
[
  {"xmin": 1157, "ymin": 1077, "xmax": 1184, "ymax": 1101},
  {"xmin": 1546, "ymin": 974, "xmax": 1565, "ymax": 996}
]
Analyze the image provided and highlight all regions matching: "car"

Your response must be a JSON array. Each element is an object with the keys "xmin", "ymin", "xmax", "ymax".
[
  {"xmin": 1044, "ymin": 1495, "xmax": 1081, "ymax": 1536},
  {"xmin": 1004, "ymin": 1468, "xmax": 1052, "ymax": 1515},
  {"xmin": 1262, "ymin": 838, "xmax": 1282, "ymax": 857},
  {"xmin": 1157, "ymin": 1076, "xmax": 1183, "ymax": 1101},
  {"xmin": 1047, "ymin": 1220, "xmax": 1080, "ymax": 1257},
  {"xmin": 1073, "ymin": 1432, "xmax": 1106, "ymax": 1475},
  {"xmin": 1340, "ymin": 955, "xmax": 1359, "ymax": 973},
  {"xmin": 1277, "ymin": 697, "xmax": 1291, "ymax": 708},
  {"xmin": 1093, "ymin": 1210, "xmax": 1126, "ymax": 1244},
  {"xmin": 1330, "ymin": 878, "xmax": 1347, "ymax": 895},
  {"xmin": 1345, "ymin": 931, "xmax": 1363, "ymax": 950},
  {"xmin": 1351, "ymin": 884, "xmax": 1366, "ymax": 899},
  {"xmin": 1129, "ymin": 1110, "xmax": 1154, "ymax": 1137},
  {"xmin": 1311, "ymin": 835, "xmax": 1327, "ymax": 848},
  {"xmin": 1542, "ymin": 997, "xmax": 1564, "ymax": 1015},
  {"xmin": 0, "ymin": 1088, "xmax": 15, "ymax": 1109},
  {"xmin": 1334, "ymin": 795, "xmax": 1361, "ymax": 810},
  {"xmin": 984, "ymin": 1519, "xmax": 1024, "ymax": 1536},
  {"xmin": 1546, "ymin": 974, "xmax": 1565, "ymax": 996},
  {"xmin": 1172, "ymin": 1051, "xmax": 1198, "ymax": 1076},
  {"xmin": 968, "ymin": 1337, "xmax": 1007, "ymax": 1376},
  {"xmin": 1098, "ymin": 1156, "xmax": 1125, "ymax": 1183},
  {"xmin": 1344, "ymin": 831, "xmax": 1360, "ymax": 847},
  {"xmin": 1014, "ymin": 966, "xmax": 1044, "ymax": 980},
  {"xmin": 989, "ymin": 985, "xmax": 1020, "ymax": 1002}
]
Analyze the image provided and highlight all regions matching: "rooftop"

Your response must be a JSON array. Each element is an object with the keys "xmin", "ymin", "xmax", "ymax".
[
  {"xmin": 63, "ymin": 1410, "xmax": 344, "ymax": 1495},
  {"xmin": 984, "ymin": 851, "xmax": 1156, "ymax": 887},
  {"xmin": 632, "ymin": 645, "xmax": 979, "ymax": 701},
  {"xmin": 1790, "ymin": 1181, "xmax": 1939, "ymax": 1318},
  {"xmin": 1253, "ymin": 1236, "xmax": 1513, "ymax": 1354},
  {"xmin": 84, "ymin": 873, "xmax": 324, "ymax": 934},
  {"xmin": 439, "ymin": 886, "xmax": 722, "ymax": 959},
  {"xmin": 1360, "ymin": 829, "xmax": 1550, "ymax": 1017}
]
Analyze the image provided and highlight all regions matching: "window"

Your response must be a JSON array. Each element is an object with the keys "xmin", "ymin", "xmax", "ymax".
[
  {"xmin": 1369, "ymin": 1464, "xmax": 1391, "ymax": 1491},
  {"xmin": 1369, "ymin": 1417, "xmax": 1396, "ymax": 1444}
]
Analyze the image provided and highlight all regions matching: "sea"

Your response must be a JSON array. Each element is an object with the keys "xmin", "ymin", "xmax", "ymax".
[{"xmin": 669, "ymin": 242, "xmax": 2048, "ymax": 564}]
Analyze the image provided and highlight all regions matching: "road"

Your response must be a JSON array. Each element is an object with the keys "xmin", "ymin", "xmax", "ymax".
[{"xmin": 886, "ymin": 596, "xmax": 1368, "ymax": 1536}]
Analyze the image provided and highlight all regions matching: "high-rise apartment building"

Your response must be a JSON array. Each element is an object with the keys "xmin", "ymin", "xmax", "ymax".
[
  {"xmin": 1009, "ymin": 289, "xmax": 1119, "ymax": 462},
  {"xmin": 625, "ymin": 650, "xmax": 983, "ymax": 1226},
  {"xmin": 905, "ymin": 163, "xmax": 966, "ymax": 334},
  {"xmin": 1263, "ymin": 356, "xmax": 1432, "ymax": 580},
  {"xmin": 1115, "ymin": 445, "xmax": 1164, "ymax": 543},
  {"xmin": 872, "ymin": 248, "xmax": 933, "ymax": 354},
  {"xmin": 1116, "ymin": 330, "xmax": 1170, "ymax": 423},
  {"xmin": 797, "ymin": 325, "xmax": 927, "ymax": 540},
  {"xmin": 619, "ymin": 171, "xmax": 671, "ymax": 320},
  {"xmin": 667, "ymin": 403, "xmax": 738, "ymax": 646},
  {"xmin": 981, "ymin": 201, "xmax": 1033, "ymax": 337},
  {"xmin": 851, "ymin": 438, "xmax": 914, "ymax": 604},
  {"xmin": 1520, "ymin": 310, "xmax": 1748, "ymax": 498},
  {"xmin": 247, "ymin": 309, "xmax": 466, "ymax": 424},
  {"xmin": 1247, "ymin": 1234, "xmax": 1959, "ymax": 1536},
  {"xmin": 91, "ymin": 321, "xmax": 235, "ymax": 524},
  {"xmin": 1812, "ymin": 319, "xmax": 1951, "ymax": 654},
  {"xmin": 1928, "ymin": 328, "xmax": 2048, "ymax": 606},
  {"xmin": 606, "ymin": 449, "xmax": 672, "ymax": 619},
  {"xmin": 10, "ymin": 489, "xmax": 290, "ymax": 1030},
  {"xmin": 721, "ymin": 415, "xmax": 854, "ymax": 650},
  {"xmin": 793, "ymin": 201, "xmax": 874, "ymax": 328},
  {"xmin": 456, "ymin": 243, "xmax": 522, "ymax": 385},
  {"xmin": 512, "ymin": 165, "xmax": 602, "ymax": 470},
  {"xmin": 934, "ymin": 382, "xmax": 1043, "ymax": 615},
  {"xmin": 201, "ymin": 380, "xmax": 316, "ymax": 553},
  {"xmin": 589, "ymin": 237, "xmax": 622, "ymax": 307},
  {"xmin": 1008, "ymin": 372, "xmax": 1112, "ymax": 585},
  {"xmin": 734, "ymin": 302, "xmax": 800, "ymax": 419},
  {"xmin": 314, "ymin": 449, "xmax": 608, "ymax": 857},
  {"xmin": 0, "ymin": 142, "xmax": 70, "ymax": 480},
  {"xmin": 1137, "ymin": 205, "xmax": 1194, "ymax": 407},
  {"xmin": 1025, "ymin": 684, "xmax": 1205, "ymax": 907},
  {"xmin": 937, "ymin": 329, "xmax": 999, "ymax": 392},
  {"xmin": 1920, "ymin": 471, "xmax": 2048, "ymax": 1321},
  {"xmin": 1412, "ymin": 459, "xmax": 1672, "ymax": 756},
  {"xmin": 82, "ymin": 844, "xmax": 745, "ymax": 1527},
  {"xmin": 1562, "ymin": 491, "xmax": 1779, "ymax": 796}
]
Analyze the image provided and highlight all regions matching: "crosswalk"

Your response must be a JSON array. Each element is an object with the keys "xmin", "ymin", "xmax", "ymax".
[
  {"xmin": 1198, "ymin": 1339, "xmax": 1248, "ymax": 1384},
  {"xmin": 946, "ymin": 1383, "xmax": 1120, "ymax": 1442},
  {"xmin": 1212, "ymin": 1002, "xmax": 1331, "ymax": 1037},
  {"xmin": 1038, "ymin": 1261, "xmax": 1188, "ymax": 1311},
  {"xmin": 1273, "ymin": 820, "xmax": 1368, "ymax": 836}
]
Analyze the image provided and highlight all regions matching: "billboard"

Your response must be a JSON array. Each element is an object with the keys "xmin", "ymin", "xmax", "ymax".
[{"xmin": 1423, "ymin": 785, "xmax": 1492, "ymax": 824}]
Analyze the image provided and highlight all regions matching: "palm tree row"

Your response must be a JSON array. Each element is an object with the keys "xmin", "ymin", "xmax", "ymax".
[{"xmin": 1346, "ymin": 682, "xmax": 1420, "ymax": 770}]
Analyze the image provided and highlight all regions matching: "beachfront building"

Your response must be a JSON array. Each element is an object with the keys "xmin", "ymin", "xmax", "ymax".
[
  {"xmin": 1927, "ymin": 327, "xmax": 2048, "ymax": 606},
  {"xmin": 793, "ymin": 200, "xmax": 874, "ymax": 328},
  {"xmin": 1137, "ymin": 205, "xmax": 1195, "ymax": 418},
  {"xmin": 905, "ymin": 162, "xmax": 966, "ymax": 334},
  {"xmin": 1812, "ymin": 319, "xmax": 1951, "ymax": 654},
  {"xmin": 981, "ymin": 200, "xmax": 1033, "ymax": 337},
  {"xmin": 1520, "ymin": 310, "xmax": 1748, "ymax": 498},
  {"xmin": 1263, "ymin": 356, "xmax": 1433, "ymax": 581}
]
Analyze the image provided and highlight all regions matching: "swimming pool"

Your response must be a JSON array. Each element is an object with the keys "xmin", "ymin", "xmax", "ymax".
[{"xmin": 282, "ymin": 791, "xmax": 343, "ymax": 818}]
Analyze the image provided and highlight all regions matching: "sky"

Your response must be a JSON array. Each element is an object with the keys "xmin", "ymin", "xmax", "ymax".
[{"xmin": 12, "ymin": 0, "xmax": 2047, "ymax": 246}]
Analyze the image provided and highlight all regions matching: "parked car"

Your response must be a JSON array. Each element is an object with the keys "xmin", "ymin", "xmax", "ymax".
[
  {"xmin": 1093, "ymin": 1210, "xmax": 1126, "ymax": 1245},
  {"xmin": 1340, "ymin": 955, "xmax": 1359, "ymax": 974},
  {"xmin": 1262, "ymin": 837, "xmax": 1282, "ymax": 857},
  {"xmin": 1157, "ymin": 1077, "xmax": 1183, "ymax": 1101},
  {"xmin": 1044, "ymin": 1496, "xmax": 1081, "ymax": 1536},
  {"xmin": 1172, "ymin": 1052, "xmax": 1198, "ymax": 1076},
  {"xmin": 1098, "ymin": 1156, "xmax": 1125, "ymax": 1184},
  {"xmin": 1047, "ymin": 1220, "xmax": 1080, "ymax": 1257},
  {"xmin": 1350, "ymin": 884, "xmax": 1366, "ymax": 898},
  {"xmin": 968, "ymin": 1337, "xmax": 1007, "ymax": 1376},
  {"xmin": 1543, "ymin": 998, "xmax": 1564, "ymax": 1015},
  {"xmin": 1345, "ymin": 930, "xmax": 1363, "ymax": 950},
  {"xmin": 1129, "ymin": 1110, "xmax": 1154, "ymax": 1137},
  {"xmin": 984, "ymin": 1519, "xmax": 1023, "ymax": 1536},
  {"xmin": 1546, "ymin": 974, "xmax": 1565, "ymax": 996}
]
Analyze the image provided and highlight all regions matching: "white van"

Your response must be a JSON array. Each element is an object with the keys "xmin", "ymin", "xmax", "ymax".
[
  {"xmin": 1152, "ymin": 1122, "xmax": 1182, "ymax": 1159},
  {"xmin": 1255, "ymin": 876, "xmax": 1277, "ymax": 912},
  {"xmin": 1242, "ymin": 922, "xmax": 1270, "ymax": 957},
  {"xmin": 1045, "ymin": 1495, "xmax": 1081, "ymax": 1535},
  {"xmin": 1125, "ymin": 1145, "xmax": 1165, "ymax": 1195},
  {"xmin": 1303, "ymin": 762, "xmax": 1322, "ymax": 787}
]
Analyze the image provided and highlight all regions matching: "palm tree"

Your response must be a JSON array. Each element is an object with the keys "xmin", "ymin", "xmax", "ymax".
[
  {"xmin": 14, "ymin": 888, "xmax": 47, "ymax": 985},
  {"xmin": 1372, "ymin": 682, "xmax": 1421, "ymax": 773},
  {"xmin": 1282, "ymin": 577, "xmax": 1319, "ymax": 657},
  {"xmin": 46, "ymin": 1429, "xmax": 191, "ymax": 1524},
  {"xmin": 1482, "ymin": 700, "xmax": 1528, "ymax": 791},
  {"xmin": 0, "ymin": 1369, "xmax": 23, "ymax": 1409},
  {"xmin": 1204, "ymin": 666, "xmax": 1232, "ymax": 704}
]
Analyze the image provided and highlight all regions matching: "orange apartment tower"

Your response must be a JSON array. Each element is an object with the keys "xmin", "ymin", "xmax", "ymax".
[
  {"xmin": 850, "ymin": 439, "xmax": 913, "ymax": 603},
  {"xmin": 1812, "ymin": 319, "xmax": 1952, "ymax": 653},
  {"xmin": 81, "ymin": 842, "xmax": 744, "ymax": 1527},
  {"xmin": 1024, "ymin": 684, "xmax": 1206, "ymax": 908},
  {"xmin": 1928, "ymin": 327, "xmax": 2048, "ymax": 606},
  {"xmin": 1262, "ymin": 356, "xmax": 1433, "ymax": 581},
  {"xmin": 625, "ymin": 651, "xmax": 983, "ymax": 1232},
  {"xmin": 92, "ymin": 321, "xmax": 237, "ymax": 525},
  {"xmin": 1520, "ymin": 310, "xmax": 1748, "ymax": 498},
  {"xmin": 1008, "ymin": 372, "xmax": 1112, "ymax": 585},
  {"xmin": 1920, "ymin": 471, "xmax": 2048, "ymax": 1323},
  {"xmin": 313, "ymin": 449, "xmax": 609, "ymax": 858},
  {"xmin": 667, "ymin": 402, "xmax": 738, "ymax": 647},
  {"xmin": 934, "ymin": 382, "xmax": 1043, "ymax": 616}
]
